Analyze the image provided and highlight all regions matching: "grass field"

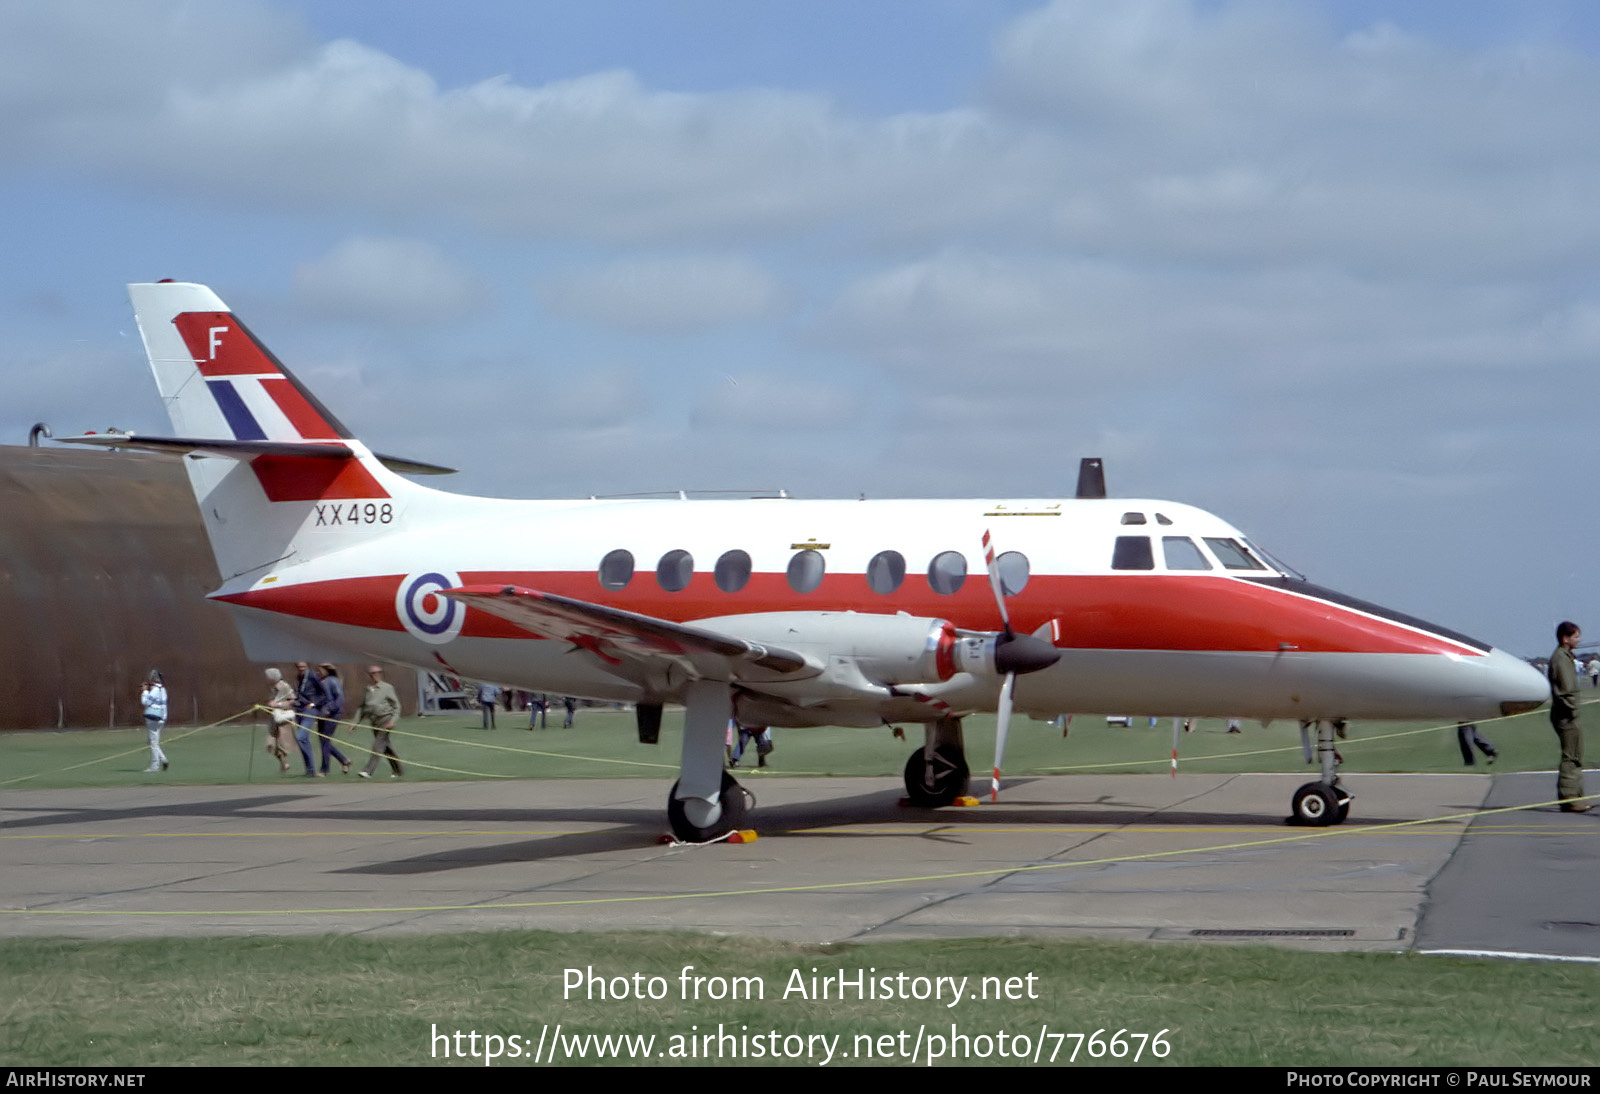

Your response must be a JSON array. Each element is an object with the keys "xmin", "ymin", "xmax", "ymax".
[
  {"xmin": 0, "ymin": 700, "xmax": 1576, "ymax": 790},
  {"xmin": 4, "ymin": 932, "xmax": 1599, "ymax": 1067},
  {"xmin": 4, "ymin": 704, "xmax": 1595, "ymax": 1068}
]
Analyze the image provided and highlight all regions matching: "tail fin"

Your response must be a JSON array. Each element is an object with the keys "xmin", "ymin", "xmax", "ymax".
[
  {"xmin": 130, "ymin": 281, "xmax": 353, "ymax": 446},
  {"xmin": 122, "ymin": 281, "xmax": 425, "ymax": 584}
]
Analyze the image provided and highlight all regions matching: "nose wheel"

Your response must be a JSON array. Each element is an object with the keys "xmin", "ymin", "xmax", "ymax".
[{"xmin": 1290, "ymin": 782, "xmax": 1352, "ymax": 826}]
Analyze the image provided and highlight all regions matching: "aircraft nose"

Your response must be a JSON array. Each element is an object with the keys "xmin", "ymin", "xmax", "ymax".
[{"xmin": 1484, "ymin": 646, "xmax": 1548, "ymax": 717}]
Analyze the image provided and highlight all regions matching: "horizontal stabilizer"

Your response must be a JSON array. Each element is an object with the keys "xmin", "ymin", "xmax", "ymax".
[
  {"xmin": 55, "ymin": 434, "xmax": 455, "ymax": 475},
  {"xmin": 446, "ymin": 584, "xmax": 811, "ymax": 676}
]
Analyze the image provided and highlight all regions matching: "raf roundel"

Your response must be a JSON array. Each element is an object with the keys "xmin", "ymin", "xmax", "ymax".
[{"xmin": 396, "ymin": 570, "xmax": 465, "ymax": 645}]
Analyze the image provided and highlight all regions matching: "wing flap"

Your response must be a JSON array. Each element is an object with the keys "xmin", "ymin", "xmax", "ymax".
[{"xmin": 445, "ymin": 585, "xmax": 813, "ymax": 677}]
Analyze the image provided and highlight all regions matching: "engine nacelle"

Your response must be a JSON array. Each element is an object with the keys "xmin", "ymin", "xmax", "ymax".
[{"xmin": 695, "ymin": 611, "xmax": 961, "ymax": 686}]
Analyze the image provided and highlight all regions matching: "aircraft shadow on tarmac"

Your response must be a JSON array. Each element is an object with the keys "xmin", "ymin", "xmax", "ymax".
[
  {"xmin": 0, "ymin": 780, "xmax": 1434, "ymax": 875},
  {"xmin": 332, "ymin": 779, "xmax": 1433, "ymax": 875}
]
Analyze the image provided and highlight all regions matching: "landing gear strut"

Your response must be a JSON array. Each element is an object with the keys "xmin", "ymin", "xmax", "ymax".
[
  {"xmin": 1288, "ymin": 719, "xmax": 1352, "ymax": 826},
  {"xmin": 667, "ymin": 679, "xmax": 749, "ymax": 842},
  {"xmin": 903, "ymin": 716, "xmax": 970, "ymax": 807}
]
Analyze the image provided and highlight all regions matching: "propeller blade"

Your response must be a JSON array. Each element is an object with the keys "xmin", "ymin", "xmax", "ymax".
[
  {"xmin": 992, "ymin": 672, "xmax": 1015, "ymax": 801},
  {"xmin": 982, "ymin": 528, "xmax": 1012, "ymax": 635}
]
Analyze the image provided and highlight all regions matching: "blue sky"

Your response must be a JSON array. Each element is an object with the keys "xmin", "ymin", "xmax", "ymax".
[{"xmin": 3, "ymin": 0, "xmax": 1597, "ymax": 656}]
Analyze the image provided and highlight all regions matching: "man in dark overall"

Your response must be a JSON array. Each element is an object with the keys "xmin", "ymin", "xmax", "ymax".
[{"xmin": 1549, "ymin": 621, "xmax": 1588, "ymax": 812}]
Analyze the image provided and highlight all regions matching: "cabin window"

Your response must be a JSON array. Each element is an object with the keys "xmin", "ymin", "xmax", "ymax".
[
  {"xmin": 866, "ymin": 550, "xmax": 905, "ymax": 594},
  {"xmin": 1111, "ymin": 536, "xmax": 1155, "ymax": 571},
  {"xmin": 598, "ymin": 549, "xmax": 634, "ymax": 590},
  {"xmin": 656, "ymin": 549, "xmax": 694, "ymax": 591},
  {"xmin": 996, "ymin": 551, "xmax": 1030, "ymax": 595},
  {"xmin": 927, "ymin": 551, "xmax": 968, "ymax": 595},
  {"xmin": 1120, "ymin": 512, "xmax": 1147, "ymax": 525},
  {"xmin": 1204, "ymin": 537, "xmax": 1267, "ymax": 571},
  {"xmin": 1162, "ymin": 536, "xmax": 1212, "ymax": 571},
  {"xmin": 787, "ymin": 549, "xmax": 825, "ymax": 593},
  {"xmin": 714, "ymin": 550, "xmax": 752, "ymax": 593}
]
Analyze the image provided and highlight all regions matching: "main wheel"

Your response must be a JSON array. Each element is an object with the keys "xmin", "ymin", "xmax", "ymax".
[
  {"xmin": 667, "ymin": 772, "xmax": 749, "ymax": 842},
  {"xmin": 903, "ymin": 747, "xmax": 970, "ymax": 808},
  {"xmin": 1290, "ymin": 782, "xmax": 1339, "ymax": 826}
]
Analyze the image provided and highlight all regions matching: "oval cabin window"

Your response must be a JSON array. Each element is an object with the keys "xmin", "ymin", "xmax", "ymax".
[
  {"xmin": 714, "ymin": 550, "xmax": 752, "ymax": 593},
  {"xmin": 598, "ymin": 549, "xmax": 634, "ymax": 590},
  {"xmin": 787, "ymin": 549, "xmax": 825, "ymax": 593},
  {"xmin": 656, "ymin": 549, "xmax": 694, "ymax": 592},
  {"xmin": 927, "ymin": 551, "xmax": 967, "ymax": 595},
  {"xmin": 866, "ymin": 550, "xmax": 905, "ymax": 594}
]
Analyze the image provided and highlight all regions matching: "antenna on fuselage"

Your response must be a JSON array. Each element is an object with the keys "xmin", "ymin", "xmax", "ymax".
[{"xmin": 1076, "ymin": 457, "xmax": 1106, "ymax": 499}]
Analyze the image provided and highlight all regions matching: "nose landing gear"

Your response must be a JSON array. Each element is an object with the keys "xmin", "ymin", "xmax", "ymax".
[
  {"xmin": 1288, "ymin": 719, "xmax": 1352, "ymax": 826},
  {"xmin": 1290, "ymin": 781, "xmax": 1352, "ymax": 826}
]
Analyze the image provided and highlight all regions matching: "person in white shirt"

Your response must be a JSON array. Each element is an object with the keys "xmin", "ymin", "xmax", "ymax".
[{"xmin": 140, "ymin": 670, "xmax": 169, "ymax": 772}]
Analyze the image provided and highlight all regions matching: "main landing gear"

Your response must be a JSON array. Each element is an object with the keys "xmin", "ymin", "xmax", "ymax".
[
  {"xmin": 668, "ymin": 771, "xmax": 750, "ymax": 842},
  {"xmin": 903, "ymin": 716, "xmax": 971, "ymax": 808},
  {"xmin": 1288, "ymin": 719, "xmax": 1352, "ymax": 826},
  {"xmin": 666, "ymin": 679, "xmax": 751, "ymax": 843}
]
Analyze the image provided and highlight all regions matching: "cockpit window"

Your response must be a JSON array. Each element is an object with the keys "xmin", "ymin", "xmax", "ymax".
[
  {"xmin": 1204, "ymin": 537, "xmax": 1267, "ymax": 571},
  {"xmin": 1111, "ymin": 536, "xmax": 1155, "ymax": 570},
  {"xmin": 1162, "ymin": 536, "xmax": 1212, "ymax": 570},
  {"xmin": 1244, "ymin": 539, "xmax": 1304, "ymax": 580},
  {"xmin": 1120, "ymin": 512, "xmax": 1147, "ymax": 525},
  {"xmin": 1155, "ymin": 513, "xmax": 1173, "ymax": 526}
]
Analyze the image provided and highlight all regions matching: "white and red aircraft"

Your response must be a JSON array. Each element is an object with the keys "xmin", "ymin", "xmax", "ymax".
[{"xmin": 64, "ymin": 281, "xmax": 1549, "ymax": 841}]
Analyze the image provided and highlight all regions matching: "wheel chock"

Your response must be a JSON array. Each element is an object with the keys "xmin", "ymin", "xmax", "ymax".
[
  {"xmin": 953, "ymin": 795, "xmax": 981, "ymax": 807},
  {"xmin": 658, "ymin": 828, "xmax": 760, "ymax": 846}
]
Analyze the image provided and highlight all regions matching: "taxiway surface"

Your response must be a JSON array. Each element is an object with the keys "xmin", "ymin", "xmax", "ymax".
[
  {"xmin": 10, "ymin": 771, "xmax": 1590, "ymax": 952},
  {"xmin": 3, "ymin": 767, "xmax": 1587, "ymax": 946}
]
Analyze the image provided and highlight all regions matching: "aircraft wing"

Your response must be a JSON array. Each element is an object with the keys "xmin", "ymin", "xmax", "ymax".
[{"xmin": 444, "ymin": 584, "xmax": 814, "ymax": 679}]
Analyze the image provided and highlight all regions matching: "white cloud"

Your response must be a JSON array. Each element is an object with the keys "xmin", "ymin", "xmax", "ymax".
[
  {"xmin": 293, "ymin": 237, "xmax": 488, "ymax": 324},
  {"xmin": 689, "ymin": 372, "xmax": 866, "ymax": 432},
  {"xmin": 539, "ymin": 255, "xmax": 785, "ymax": 334}
]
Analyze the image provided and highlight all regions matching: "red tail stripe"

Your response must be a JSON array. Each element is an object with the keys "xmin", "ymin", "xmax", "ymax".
[
  {"xmin": 174, "ymin": 313, "xmax": 279, "ymax": 378},
  {"xmin": 261, "ymin": 377, "xmax": 339, "ymax": 440}
]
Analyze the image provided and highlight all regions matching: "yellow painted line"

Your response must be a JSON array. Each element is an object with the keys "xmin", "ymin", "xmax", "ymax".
[
  {"xmin": 1, "ymin": 793, "xmax": 1585, "ymax": 919},
  {"xmin": 0, "ymin": 829, "xmax": 597, "ymax": 840},
  {"xmin": 0, "ymin": 824, "xmax": 1462, "ymax": 841}
]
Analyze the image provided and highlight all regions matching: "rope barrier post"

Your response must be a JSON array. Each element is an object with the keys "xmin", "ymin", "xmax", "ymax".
[{"xmin": 247, "ymin": 708, "xmax": 257, "ymax": 783}]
